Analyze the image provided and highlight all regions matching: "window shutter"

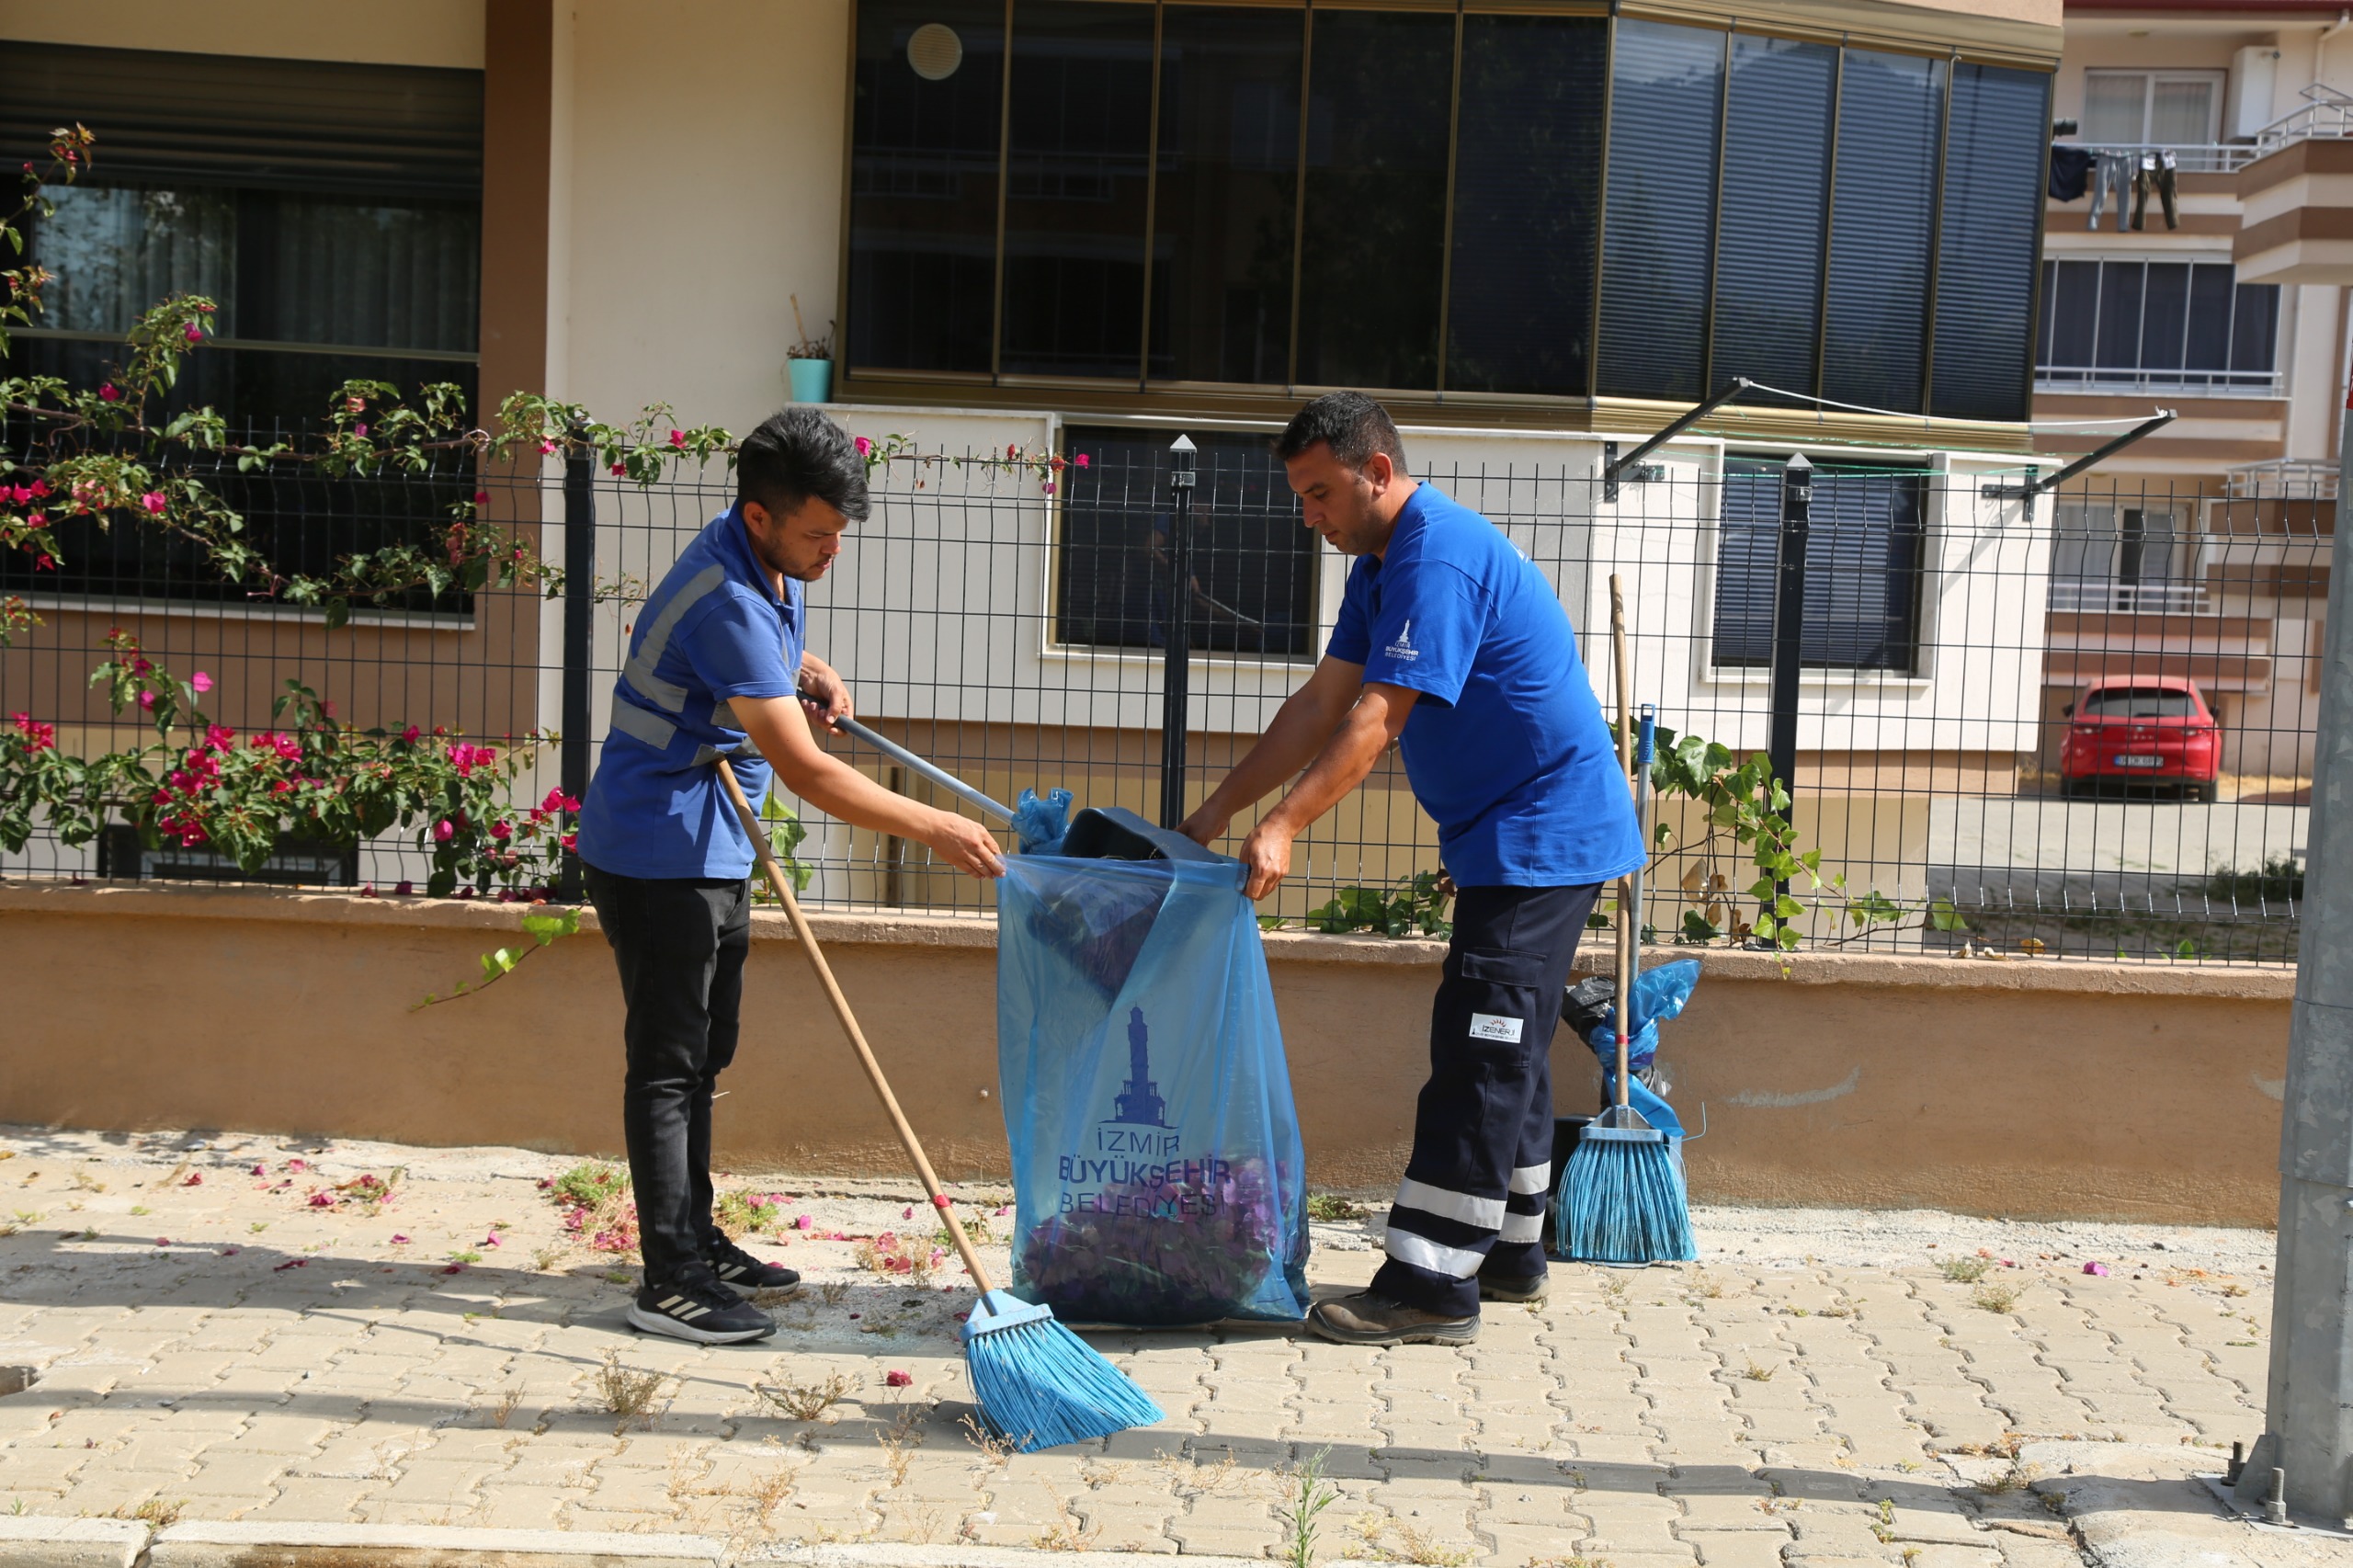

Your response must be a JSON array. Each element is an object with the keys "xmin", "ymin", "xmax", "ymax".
[
  {"xmin": 1711, "ymin": 461, "xmax": 1925, "ymax": 672},
  {"xmin": 0, "ymin": 43, "xmax": 482, "ymax": 199},
  {"xmin": 1930, "ymin": 62, "xmax": 2048, "ymax": 421}
]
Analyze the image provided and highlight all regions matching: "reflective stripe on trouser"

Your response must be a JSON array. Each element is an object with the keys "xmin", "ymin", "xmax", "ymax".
[{"xmin": 1374, "ymin": 881, "xmax": 1601, "ymax": 1317}]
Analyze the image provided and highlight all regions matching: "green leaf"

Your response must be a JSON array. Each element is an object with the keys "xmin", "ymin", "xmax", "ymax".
[
  {"xmin": 1927, "ymin": 898, "xmax": 1970, "ymax": 934},
  {"xmin": 1680, "ymin": 911, "xmax": 1722, "ymax": 943}
]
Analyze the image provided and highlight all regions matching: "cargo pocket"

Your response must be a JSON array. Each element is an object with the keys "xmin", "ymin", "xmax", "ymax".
[{"xmin": 1438, "ymin": 946, "xmax": 1552, "ymax": 1073}]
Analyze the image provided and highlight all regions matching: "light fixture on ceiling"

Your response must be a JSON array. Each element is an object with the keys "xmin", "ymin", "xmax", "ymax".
[{"xmin": 908, "ymin": 23, "xmax": 963, "ymax": 81}]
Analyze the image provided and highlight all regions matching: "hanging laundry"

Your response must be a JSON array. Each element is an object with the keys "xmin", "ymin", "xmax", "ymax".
[
  {"xmin": 2049, "ymin": 144, "xmax": 2094, "ymax": 201},
  {"xmin": 2131, "ymin": 150, "xmax": 2179, "ymax": 232},
  {"xmin": 2089, "ymin": 151, "xmax": 2133, "ymax": 230}
]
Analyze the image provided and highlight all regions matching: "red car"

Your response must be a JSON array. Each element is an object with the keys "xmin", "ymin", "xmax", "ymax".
[{"xmin": 2059, "ymin": 677, "xmax": 2222, "ymax": 801}]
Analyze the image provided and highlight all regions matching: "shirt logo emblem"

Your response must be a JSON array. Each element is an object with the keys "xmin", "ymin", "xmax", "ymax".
[{"xmin": 1385, "ymin": 619, "xmax": 1418, "ymax": 662}]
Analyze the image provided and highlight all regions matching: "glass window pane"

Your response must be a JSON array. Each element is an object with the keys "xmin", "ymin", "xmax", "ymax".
[
  {"xmin": 1000, "ymin": 0, "xmax": 1155, "ymax": 379},
  {"xmin": 848, "ymin": 0, "xmax": 1005, "ymax": 375},
  {"xmin": 1930, "ymin": 62, "xmax": 2046, "ymax": 420},
  {"xmin": 1147, "ymin": 6, "xmax": 1303, "ymax": 384},
  {"xmin": 2184, "ymin": 262, "xmax": 2234, "ymax": 370},
  {"xmin": 2044, "ymin": 258, "xmax": 2099, "ymax": 376},
  {"xmin": 2140, "ymin": 262, "xmax": 2189, "ymax": 372},
  {"xmin": 1597, "ymin": 19, "xmax": 1722, "ymax": 402},
  {"xmin": 1710, "ymin": 460, "xmax": 1924, "ymax": 672},
  {"xmin": 2149, "ymin": 77, "xmax": 2215, "ymax": 143},
  {"xmin": 1714, "ymin": 35, "xmax": 1836, "ymax": 396},
  {"xmin": 2094, "ymin": 261, "xmax": 2143, "ymax": 371},
  {"xmin": 1822, "ymin": 49, "xmax": 1943, "ymax": 414},
  {"xmin": 1293, "ymin": 8, "xmax": 1451, "ymax": 390},
  {"xmin": 1444, "ymin": 14, "xmax": 1605, "ymax": 396},
  {"xmin": 33, "ymin": 185, "xmax": 238, "ymax": 335},
  {"xmin": 2232, "ymin": 282, "xmax": 2280, "ymax": 376},
  {"xmin": 2081, "ymin": 72, "xmax": 2148, "ymax": 142},
  {"xmin": 1055, "ymin": 427, "xmax": 1312, "ymax": 656}
]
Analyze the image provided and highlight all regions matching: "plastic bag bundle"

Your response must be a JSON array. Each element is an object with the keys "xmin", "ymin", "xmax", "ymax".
[{"xmin": 996, "ymin": 853, "xmax": 1309, "ymax": 1325}]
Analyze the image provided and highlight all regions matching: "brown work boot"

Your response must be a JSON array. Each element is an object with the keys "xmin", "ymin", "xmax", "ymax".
[{"xmin": 1307, "ymin": 1290, "xmax": 1479, "ymax": 1346}]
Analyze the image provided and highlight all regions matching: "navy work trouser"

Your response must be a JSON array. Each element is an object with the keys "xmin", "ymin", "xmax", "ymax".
[{"xmin": 1371, "ymin": 882, "xmax": 1601, "ymax": 1317}]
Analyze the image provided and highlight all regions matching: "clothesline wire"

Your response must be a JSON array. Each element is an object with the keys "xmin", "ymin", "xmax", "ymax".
[{"xmin": 1737, "ymin": 379, "xmax": 2163, "ymax": 429}]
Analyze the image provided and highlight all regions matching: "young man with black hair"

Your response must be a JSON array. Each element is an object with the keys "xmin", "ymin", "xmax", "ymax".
[
  {"xmin": 1179, "ymin": 392, "xmax": 1642, "ymax": 1346},
  {"xmin": 576, "ymin": 406, "xmax": 1005, "ymax": 1345}
]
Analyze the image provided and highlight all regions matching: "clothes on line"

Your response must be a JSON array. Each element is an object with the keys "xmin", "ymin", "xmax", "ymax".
[
  {"xmin": 2088, "ymin": 150, "xmax": 2134, "ymax": 231},
  {"xmin": 2049, "ymin": 143, "xmax": 2094, "ymax": 201},
  {"xmin": 2133, "ymin": 149, "xmax": 2179, "ymax": 232}
]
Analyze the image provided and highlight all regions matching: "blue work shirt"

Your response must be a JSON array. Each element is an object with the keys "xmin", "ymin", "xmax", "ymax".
[
  {"xmin": 1326, "ymin": 485, "xmax": 1643, "ymax": 888},
  {"xmin": 576, "ymin": 506, "xmax": 804, "ymax": 880}
]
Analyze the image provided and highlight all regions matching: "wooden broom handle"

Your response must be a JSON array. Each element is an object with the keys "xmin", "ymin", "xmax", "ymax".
[
  {"xmin": 1608, "ymin": 575, "xmax": 1634, "ymax": 1113},
  {"xmin": 715, "ymin": 758, "xmax": 1000, "ymax": 1297}
]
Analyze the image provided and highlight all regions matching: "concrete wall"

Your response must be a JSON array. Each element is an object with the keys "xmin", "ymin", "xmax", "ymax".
[{"xmin": 0, "ymin": 882, "xmax": 2290, "ymax": 1226}]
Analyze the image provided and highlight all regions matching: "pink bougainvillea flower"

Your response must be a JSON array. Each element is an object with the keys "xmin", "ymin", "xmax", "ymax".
[
  {"xmin": 138, "ymin": 692, "xmax": 156, "ymax": 710},
  {"xmin": 98, "ymin": 383, "xmax": 119, "ymax": 402},
  {"xmin": 884, "ymin": 1369, "xmax": 913, "ymax": 1388},
  {"xmin": 288, "ymin": 1159, "xmax": 308, "ymax": 1172},
  {"xmin": 482, "ymin": 1233, "xmax": 501, "ymax": 1247},
  {"xmin": 794, "ymin": 1214, "xmax": 813, "ymax": 1231},
  {"xmin": 441, "ymin": 1264, "xmax": 465, "ymax": 1275},
  {"xmin": 609, "ymin": 461, "xmax": 625, "ymax": 477},
  {"xmin": 854, "ymin": 435, "xmax": 873, "ymax": 457},
  {"xmin": 540, "ymin": 788, "xmax": 582, "ymax": 813},
  {"xmin": 1041, "ymin": 482, "xmax": 1056, "ymax": 495},
  {"xmin": 667, "ymin": 429, "xmax": 687, "ymax": 450},
  {"xmin": 273, "ymin": 1258, "xmax": 305, "ymax": 1271},
  {"xmin": 2084, "ymin": 1261, "xmax": 2109, "ymax": 1276},
  {"xmin": 183, "ymin": 321, "xmax": 202, "ymax": 343},
  {"xmin": 401, "ymin": 725, "xmax": 420, "ymax": 744},
  {"xmin": 251, "ymin": 1164, "xmax": 267, "ymax": 1176},
  {"xmin": 902, "ymin": 1207, "xmax": 914, "ymax": 1220},
  {"xmin": 394, "ymin": 881, "xmax": 414, "ymax": 895},
  {"xmin": 540, "ymin": 439, "xmax": 557, "ymax": 455},
  {"xmin": 1074, "ymin": 453, "xmax": 1089, "ymax": 469},
  {"xmin": 472, "ymin": 489, "xmax": 489, "ymax": 504},
  {"xmin": 140, "ymin": 493, "xmax": 166, "ymax": 515},
  {"xmin": 391, "ymin": 1233, "xmax": 411, "ymax": 1244},
  {"xmin": 353, "ymin": 424, "xmax": 368, "ymax": 437},
  {"xmin": 220, "ymin": 1245, "xmax": 239, "ymax": 1256},
  {"xmin": 435, "ymin": 819, "xmax": 455, "ymax": 843},
  {"xmin": 183, "ymin": 1172, "xmax": 202, "ymax": 1187},
  {"xmin": 155, "ymin": 1237, "xmax": 170, "ymax": 1247},
  {"xmin": 191, "ymin": 672, "xmax": 213, "ymax": 694},
  {"xmin": 489, "ymin": 820, "xmax": 513, "ymax": 842},
  {"xmin": 308, "ymin": 1192, "xmax": 336, "ymax": 1208}
]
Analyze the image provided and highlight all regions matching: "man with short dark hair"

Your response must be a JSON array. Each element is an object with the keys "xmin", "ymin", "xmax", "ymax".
[
  {"xmin": 577, "ymin": 406, "xmax": 1005, "ymax": 1345},
  {"xmin": 1180, "ymin": 391, "xmax": 1642, "ymax": 1346}
]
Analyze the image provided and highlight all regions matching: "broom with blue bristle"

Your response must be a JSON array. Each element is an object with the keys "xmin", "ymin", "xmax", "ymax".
[
  {"xmin": 1560, "ymin": 577, "xmax": 1697, "ymax": 1267},
  {"xmin": 717, "ymin": 759, "xmax": 1163, "ymax": 1450}
]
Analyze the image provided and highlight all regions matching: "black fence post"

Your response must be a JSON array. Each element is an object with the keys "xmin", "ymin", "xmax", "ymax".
[
  {"xmin": 1159, "ymin": 434, "xmax": 1198, "ymax": 830},
  {"xmin": 1766, "ymin": 452, "xmax": 1811, "ymax": 903},
  {"xmin": 556, "ymin": 436, "xmax": 596, "ymax": 903}
]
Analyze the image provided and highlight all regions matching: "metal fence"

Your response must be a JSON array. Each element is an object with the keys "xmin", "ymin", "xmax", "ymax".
[{"xmin": 0, "ymin": 430, "xmax": 2322, "ymax": 965}]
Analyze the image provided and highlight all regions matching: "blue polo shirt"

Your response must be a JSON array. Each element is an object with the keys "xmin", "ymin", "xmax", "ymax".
[
  {"xmin": 576, "ymin": 506, "xmax": 804, "ymax": 880},
  {"xmin": 1326, "ymin": 485, "xmax": 1643, "ymax": 888}
]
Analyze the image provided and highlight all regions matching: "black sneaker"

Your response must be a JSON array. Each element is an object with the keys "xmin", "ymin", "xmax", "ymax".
[
  {"xmin": 707, "ymin": 1234, "xmax": 801, "ymax": 1296},
  {"xmin": 628, "ymin": 1270, "xmax": 777, "ymax": 1344},
  {"xmin": 1307, "ymin": 1290, "xmax": 1479, "ymax": 1346}
]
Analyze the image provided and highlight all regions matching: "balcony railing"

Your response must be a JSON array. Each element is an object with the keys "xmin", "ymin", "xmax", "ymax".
[
  {"xmin": 2048, "ymin": 578, "xmax": 2209, "ymax": 614},
  {"xmin": 2035, "ymin": 366, "xmax": 2284, "ymax": 396},
  {"xmin": 2069, "ymin": 141, "xmax": 2257, "ymax": 175},
  {"xmin": 2253, "ymin": 85, "xmax": 2353, "ymax": 154}
]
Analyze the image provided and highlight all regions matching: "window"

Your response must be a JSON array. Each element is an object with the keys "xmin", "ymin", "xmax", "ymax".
[
  {"xmin": 843, "ymin": 8, "xmax": 2050, "ymax": 423},
  {"xmin": 850, "ymin": 0, "xmax": 1005, "ymax": 374},
  {"xmin": 1597, "ymin": 20, "xmax": 1724, "ymax": 403},
  {"xmin": 1712, "ymin": 35, "xmax": 1837, "ymax": 396},
  {"xmin": 2036, "ymin": 258, "xmax": 2281, "ymax": 392},
  {"xmin": 1711, "ymin": 460, "xmax": 1927, "ymax": 673},
  {"xmin": 2051, "ymin": 503, "xmax": 2188, "ymax": 611},
  {"xmin": 2080, "ymin": 687, "xmax": 2196, "ymax": 719},
  {"xmin": 0, "ymin": 43, "xmax": 482, "ymax": 604},
  {"xmin": 1822, "ymin": 50, "xmax": 1945, "ymax": 415},
  {"xmin": 2081, "ymin": 69, "xmax": 2223, "ymax": 144},
  {"xmin": 1053, "ymin": 428, "xmax": 1313, "ymax": 657},
  {"xmin": 1443, "ymin": 14, "xmax": 1606, "ymax": 397}
]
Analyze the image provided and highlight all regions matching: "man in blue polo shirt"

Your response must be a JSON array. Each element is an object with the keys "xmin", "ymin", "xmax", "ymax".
[
  {"xmin": 1180, "ymin": 392, "xmax": 1642, "ymax": 1346},
  {"xmin": 577, "ymin": 407, "xmax": 1004, "ymax": 1346}
]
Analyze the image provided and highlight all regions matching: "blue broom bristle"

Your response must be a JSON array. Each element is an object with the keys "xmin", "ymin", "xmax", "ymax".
[
  {"xmin": 1558, "ymin": 1127, "xmax": 1697, "ymax": 1266},
  {"xmin": 961, "ymin": 1290, "xmax": 1165, "ymax": 1452}
]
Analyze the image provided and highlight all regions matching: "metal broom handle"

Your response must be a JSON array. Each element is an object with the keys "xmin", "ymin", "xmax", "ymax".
[
  {"xmin": 714, "ymin": 757, "xmax": 1002, "ymax": 1301},
  {"xmin": 1608, "ymin": 575, "xmax": 1634, "ymax": 1114}
]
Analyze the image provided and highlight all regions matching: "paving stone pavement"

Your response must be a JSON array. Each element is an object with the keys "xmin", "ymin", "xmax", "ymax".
[{"xmin": 0, "ymin": 1127, "xmax": 2320, "ymax": 1566}]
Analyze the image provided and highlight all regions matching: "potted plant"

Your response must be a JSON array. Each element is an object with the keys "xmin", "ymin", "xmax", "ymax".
[{"xmin": 786, "ymin": 294, "xmax": 834, "ymax": 403}]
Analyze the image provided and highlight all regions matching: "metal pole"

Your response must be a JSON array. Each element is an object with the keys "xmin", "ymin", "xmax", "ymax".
[
  {"xmin": 2234, "ymin": 371, "xmax": 2353, "ymax": 1526},
  {"xmin": 1159, "ymin": 434, "xmax": 1198, "ymax": 830},
  {"xmin": 1765, "ymin": 453, "xmax": 1811, "ymax": 909},
  {"xmin": 556, "ymin": 434, "xmax": 595, "ymax": 903}
]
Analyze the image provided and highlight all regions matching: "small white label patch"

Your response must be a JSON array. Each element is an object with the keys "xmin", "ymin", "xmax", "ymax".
[
  {"xmin": 1384, "ymin": 619, "xmax": 1418, "ymax": 661},
  {"xmin": 1468, "ymin": 1013, "xmax": 1524, "ymax": 1043}
]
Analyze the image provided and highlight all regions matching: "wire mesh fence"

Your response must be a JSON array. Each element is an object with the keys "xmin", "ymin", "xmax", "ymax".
[{"xmin": 0, "ymin": 425, "xmax": 2322, "ymax": 965}]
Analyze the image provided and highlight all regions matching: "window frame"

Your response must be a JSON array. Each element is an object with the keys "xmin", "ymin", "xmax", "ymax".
[
  {"xmin": 838, "ymin": 0, "xmax": 2053, "ymax": 426},
  {"xmin": 2033, "ymin": 255, "xmax": 2283, "ymax": 396},
  {"xmin": 2079, "ymin": 67, "xmax": 2226, "ymax": 145}
]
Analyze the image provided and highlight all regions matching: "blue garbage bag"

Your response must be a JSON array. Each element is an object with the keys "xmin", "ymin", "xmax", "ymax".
[
  {"xmin": 1013, "ymin": 787, "xmax": 1072, "ymax": 856},
  {"xmin": 1582, "ymin": 958, "xmax": 1702, "ymax": 1073},
  {"xmin": 996, "ymin": 852, "xmax": 1310, "ymax": 1325}
]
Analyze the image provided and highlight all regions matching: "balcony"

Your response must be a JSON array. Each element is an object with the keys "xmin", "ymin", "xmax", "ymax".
[{"xmin": 2072, "ymin": 141, "xmax": 2256, "ymax": 176}]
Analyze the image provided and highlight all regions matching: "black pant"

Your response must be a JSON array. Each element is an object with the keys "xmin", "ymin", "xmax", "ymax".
[
  {"xmin": 1371, "ymin": 882, "xmax": 1600, "ymax": 1317},
  {"xmin": 584, "ymin": 863, "xmax": 751, "ymax": 1285}
]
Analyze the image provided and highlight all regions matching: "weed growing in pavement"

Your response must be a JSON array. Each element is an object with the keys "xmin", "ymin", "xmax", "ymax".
[
  {"xmin": 960, "ymin": 1414, "xmax": 1018, "ymax": 1466},
  {"xmin": 69, "ymin": 1170, "xmax": 104, "ymax": 1192},
  {"xmin": 1305, "ymin": 1193, "xmax": 1363, "ymax": 1222},
  {"xmin": 756, "ymin": 1373, "xmax": 854, "ymax": 1422},
  {"xmin": 1348, "ymin": 1514, "xmax": 1474, "ymax": 1567},
  {"xmin": 877, "ymin": 1413, "xmax": 924, "ymax": 1487},
  {"xmin": 1938, "ymin": 1256, "xmax": 1991, "ymax": 1284},
  {"xmin": 1526, "ymin": 1559, "xmax": 1615, "ymax": 1568},
  {"xmin": 714, "ymin": 1187, "xmax": 790, "ymax": 1239},
  {"xmin": 1275, "ymin": 1447, "xmax": 1340, "ymax": 1568},
  {"xmin": 1972, "ymin": 1282, "xmax": 2022, "ymax": 1314},
  {"xmin": 489, "ymin": 1385, "xmax": 525, "ymax": 1429},
  {"xmin": 819, "ymin": 1281, "xmax": 850, "ymax": 1306},
  {"xmin": 1871, "ymin": 1497, "xmax": 1896, "ymax": 1542},
  {"xmin": 854, "ymin": 1232, "xmax": 943, "ymax": 1285},
  {"xmin": 602, "ymin": 1269, "xmax": 634, "ymax": 1285},
  {"xmin": 529, "ymin": 1244, "xmax": 565, "ymax": 1272},
  {"xmin": 114, "ymin": 1498, "xmax": 186, "ymax": 1528},
  {"xmin": 1686, "ymin": 1271, "xmax": 1727, "ymax": 1300},
  {"xmin": 446, "ymin": 1248, "xmax": 484, "ymax": 1266},
  {"xmin": 1741, "ymin": 1358, "xmax": 1774, "ymax": 1382},
  {"xmin": 1032, "ymin": 1497, "xmax": 1098, "ymax": 1551},
  {"xmin": 545, "ymin": 1162, "xmax": 639, "ymax": 1253},
  {"xmin": 594, "ymin": 1351, "xmax": 670, "ymax": 1430},
  {"xmin": 128, "ymin": 1205, "xmax": 149, "ymax": 1216}
]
